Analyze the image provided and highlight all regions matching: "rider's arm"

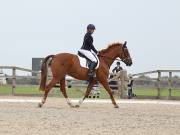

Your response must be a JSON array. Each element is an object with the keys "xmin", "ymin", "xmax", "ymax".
[
  {"xmin": 91, "ymin": 44, "xmax": 98, "ymax": 54},
  {"xmin": 86, "ymin": 35, "xmax": 98, "ymax": 54}
]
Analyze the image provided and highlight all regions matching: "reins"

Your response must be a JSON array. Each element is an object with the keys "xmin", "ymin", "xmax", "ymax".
[
  {"xmin": 98, "ymin": 54, "xmax": 131, "ymax": 64},
  {"xmin": 98, "ymin": 55, "xmax": 122, "ymax": 61}
]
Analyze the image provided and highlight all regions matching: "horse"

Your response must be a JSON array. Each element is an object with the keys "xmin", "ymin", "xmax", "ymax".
[{"xmin": 38, "ymin": 41, "xmax": 132, "ymax": 108}]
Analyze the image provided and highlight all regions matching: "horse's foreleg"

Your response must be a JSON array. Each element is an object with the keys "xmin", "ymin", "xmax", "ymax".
[
  {"xmin": 60, "ymin": 78, "xmax": 74, "ymax": 107},
  {"xmin": 100, "ymin": 80, "xmax": 119, "ymax": 108},
  {"xmin": 38, "ymin": 78, "xmax": 58, "ymax": 108}
]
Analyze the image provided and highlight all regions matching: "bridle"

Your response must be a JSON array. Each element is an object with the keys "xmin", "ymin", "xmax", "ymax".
[{"xmin": 121, "ymin": 45, "xmax": 131, "ymax": 63}]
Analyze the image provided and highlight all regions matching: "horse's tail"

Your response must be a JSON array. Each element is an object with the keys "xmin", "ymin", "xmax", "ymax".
[{"xmin": 39, "ymin": 55, "xmax": 55, "ymax": 91}]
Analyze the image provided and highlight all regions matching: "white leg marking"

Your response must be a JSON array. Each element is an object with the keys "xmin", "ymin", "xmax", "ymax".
[
  {"xmin": 66, "ymin": 98, "xmax": 73, "ymax": 107},
  {"xmin": 78, "ymin": 99, "xmax": 84, "ymax": 106}
]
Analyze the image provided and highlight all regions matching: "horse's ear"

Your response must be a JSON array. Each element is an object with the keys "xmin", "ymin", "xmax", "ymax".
[{"xmin": 123, "ymin": 41, "xmax": 127, "ymax": 48}]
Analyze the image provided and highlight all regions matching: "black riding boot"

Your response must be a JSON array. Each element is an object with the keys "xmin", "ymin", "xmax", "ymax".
[{"xmin": 88, "ymin": 62, "xmax": 97, "ymax": 81}]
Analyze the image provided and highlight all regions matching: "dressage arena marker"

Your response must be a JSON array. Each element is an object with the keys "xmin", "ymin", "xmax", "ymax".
[{"xmin": 0, "ymin": 98, "xmax": 180, "ymax": 105}]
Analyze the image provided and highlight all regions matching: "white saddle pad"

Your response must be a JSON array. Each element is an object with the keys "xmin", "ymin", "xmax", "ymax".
[{"xmin": 77, "ymin": 55, "xmax": 100, "ymax": 69}]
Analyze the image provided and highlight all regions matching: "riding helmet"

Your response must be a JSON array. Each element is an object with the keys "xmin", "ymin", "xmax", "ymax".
[
  {"xmin": 117, "ymin": 62, "xmax": 120, "ymax": 65},
  {"xmin": 87, "ymin": 24, "xmax": 96, "ymax": 30}
]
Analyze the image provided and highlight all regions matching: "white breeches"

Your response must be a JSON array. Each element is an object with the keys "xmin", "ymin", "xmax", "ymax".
[{"xmin": 79, "ymin": 49, "xmax": 98, "ymax": 63}]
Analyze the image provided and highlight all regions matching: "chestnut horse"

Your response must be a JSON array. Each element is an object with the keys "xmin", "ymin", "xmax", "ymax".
[{"xmin": 39, "ymin": 41, "xmax": 132, "ymax": 108}]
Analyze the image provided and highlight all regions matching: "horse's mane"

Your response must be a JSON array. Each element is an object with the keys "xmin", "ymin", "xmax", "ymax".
[{"xmin": 99, "ymin": 42, "xmax": 122, "ymax": 55}]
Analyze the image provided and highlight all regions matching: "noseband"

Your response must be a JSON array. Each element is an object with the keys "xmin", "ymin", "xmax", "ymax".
[{"xmin": 122, "ymin": 57, "xmax": 131, "ymax": 63}]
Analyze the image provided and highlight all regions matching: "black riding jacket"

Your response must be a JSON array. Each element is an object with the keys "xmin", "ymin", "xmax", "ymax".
[
  {"xmin": 81, "ymin": 32, "xmax": 98, "ymax": 54},
  {"xmin": 128, "ymin": 80, "xmax": 134, "ymax": 90}
]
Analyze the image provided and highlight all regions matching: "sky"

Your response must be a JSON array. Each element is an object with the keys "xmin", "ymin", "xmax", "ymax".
[{"xmin": 0, "ymin": 0, "xmax": 180, "ymax": 75}]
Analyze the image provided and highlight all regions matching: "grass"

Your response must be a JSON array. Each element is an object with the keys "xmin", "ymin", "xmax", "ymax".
[
  {"xmin": 0, "ymin": 85, "xmax": 110, "ymax": 98},
  {"xmin": 134, "ymin": 88, "xmax": 180, "ymax": 97},
  {"xmin": 0, "ymin": 85, "xmax": 180, "ymax": 98},
  {"xmin": 0, "ymin": 85, "xmax": 42, "ymax": 94}
]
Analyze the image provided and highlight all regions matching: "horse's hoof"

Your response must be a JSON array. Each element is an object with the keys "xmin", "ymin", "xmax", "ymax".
[
  {"xmin": 68, "ymin": 104, "xmax": 74, "ymax": 108},
  {"xmin": 75, "ymin": 105, "xmax": 80, "ymax": 108},
  {"xmin": 38, "ymin": 103, "xmax": 42, "ymax": 108},
  {"xmin": 69, "ymin": 104, "xmax": 74, "ymax": 108},
  {"xmin": 114, "ymin": 105, "xmax": 119, "ymax": 108}
]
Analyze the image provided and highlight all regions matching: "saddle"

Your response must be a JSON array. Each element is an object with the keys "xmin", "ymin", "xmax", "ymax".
[{"xmin": 77, "ymin": 51, "xmax": 99, "ymax": 69}]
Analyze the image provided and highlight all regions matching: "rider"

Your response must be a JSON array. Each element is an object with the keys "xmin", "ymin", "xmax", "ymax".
[{"xmin": 79, "ymin": 24, "xmax": 98, "ymax": 80}]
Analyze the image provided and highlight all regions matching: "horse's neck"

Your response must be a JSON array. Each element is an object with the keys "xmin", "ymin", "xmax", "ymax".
[{"xmin": 101, "ymin": 49, "xmax": 118, "ymax": 68}]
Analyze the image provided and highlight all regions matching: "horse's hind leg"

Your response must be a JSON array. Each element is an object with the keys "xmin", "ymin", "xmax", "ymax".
[
  {"xmin": 38, "ymin": 78, "xmax": 58, "ymax": 108},
  {"xmin": 59, "ymin": 78, "xmax": 74, "ymax": 107},
  {"xmin": 76, "ymin": 80, "xmax": 95, "ymax": 107}
]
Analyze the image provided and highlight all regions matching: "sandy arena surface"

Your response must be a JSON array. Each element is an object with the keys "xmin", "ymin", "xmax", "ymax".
[{"xmin": 0, "ymin": 96, "xmax": 180, "ymax": 135}]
